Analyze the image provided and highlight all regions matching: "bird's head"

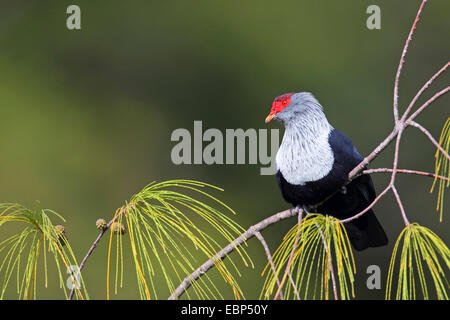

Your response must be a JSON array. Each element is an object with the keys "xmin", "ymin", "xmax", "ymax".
[{"xmin": 265, "ymin": 92, "xmax": 325, "ymax": 125}]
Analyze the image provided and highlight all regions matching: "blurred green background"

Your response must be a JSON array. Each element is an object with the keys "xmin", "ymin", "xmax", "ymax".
[{"xmin": 0, "ymin": 0, "xmax": 448, "ymax": 299}]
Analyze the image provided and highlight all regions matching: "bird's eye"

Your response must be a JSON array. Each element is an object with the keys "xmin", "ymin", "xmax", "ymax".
[{"xmin": 282, "ymin": 101, "xmax": 287, "ymax": 105}]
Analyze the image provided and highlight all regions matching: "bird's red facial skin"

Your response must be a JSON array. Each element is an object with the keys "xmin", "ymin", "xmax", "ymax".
[{"xmin": 265, "ymin": 93, "xmax": 294, "ymax": 123}]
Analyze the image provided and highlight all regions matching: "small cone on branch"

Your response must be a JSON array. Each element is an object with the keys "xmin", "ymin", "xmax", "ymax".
[
  {"xmin": 54, "ymin": 224, "xmax": 67, "ymax": 246},
  {"xmin": 111, "ymin": 222, "xmax": 126, "ymax": 235},
  {"xmin": 96, "ymin": 218, "xmax": 107, "ymax": 230}
]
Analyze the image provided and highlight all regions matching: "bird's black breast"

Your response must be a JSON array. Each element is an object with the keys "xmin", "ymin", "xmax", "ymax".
[{"xmin": 276, "ymin": 163, "xmax": 346, "ymax": 206}]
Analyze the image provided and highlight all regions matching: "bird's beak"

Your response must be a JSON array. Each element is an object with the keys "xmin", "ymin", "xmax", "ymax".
[{"xmin": 265, "ymin": 113, "xmax": 275, "ymax": 123}]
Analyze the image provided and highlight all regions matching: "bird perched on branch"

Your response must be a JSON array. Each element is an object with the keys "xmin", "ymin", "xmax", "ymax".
[{"xmin": 265, "ymin": 92, "xmax": 388, "ymax": 251}]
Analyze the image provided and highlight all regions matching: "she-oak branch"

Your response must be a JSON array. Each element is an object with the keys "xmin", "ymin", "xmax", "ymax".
[
  {"xmin": 167, "ymin": 0, "xmax": 448, "ymax": 300},
  {"xmin": 69, "ymin": 0, "xmax": 448, "ymax": 301}
]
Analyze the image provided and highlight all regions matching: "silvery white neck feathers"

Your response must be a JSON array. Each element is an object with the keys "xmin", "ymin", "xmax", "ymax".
[{"xmin": 274, "ymin": 93, "xmax": 334, "ymax": 185}]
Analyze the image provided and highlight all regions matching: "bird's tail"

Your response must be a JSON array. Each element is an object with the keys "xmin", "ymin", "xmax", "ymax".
[{"xmin": 344, "ymin": 209, "xmax": 388, "ymax": 251}]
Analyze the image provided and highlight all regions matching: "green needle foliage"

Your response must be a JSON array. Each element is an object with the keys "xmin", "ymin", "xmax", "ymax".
[
  {"xmin": 261, "ymin": 214, "xmax": 355, "ymax": 300},
  {"xmin": 430, "ymin": 117, "xmax": 450, "ymax": 222},
  {"xmin": 0, "ymin": 203, "xmax": 88, "ymax": 300},
  {"xmin": 106, "ymin": 180, "xmax": 252, "ymax": 300},
  {"xmin": 386, "ymin": 223, "xmax": 449, "ymax": 300}
]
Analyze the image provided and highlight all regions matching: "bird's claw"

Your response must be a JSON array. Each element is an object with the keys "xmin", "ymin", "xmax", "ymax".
[{"xmin": 302, "ymin": 205, "xmax": 312, "ymax": 215}]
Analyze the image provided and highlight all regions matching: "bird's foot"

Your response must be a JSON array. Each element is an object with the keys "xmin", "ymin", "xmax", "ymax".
[
  {"xmin": 292, "ymin": 205, "xmax": 306, "ymax": 218},
  {"xmin": 302, "ymin": 205, "xmax": 312, "ymax": 215},
  {"xmin": 340, "ymin": 186, "xmax": 347, "ymax": 195},
  {"xmin": 292, "ymin": 205, "xmax": 304, "ymax": 225}
]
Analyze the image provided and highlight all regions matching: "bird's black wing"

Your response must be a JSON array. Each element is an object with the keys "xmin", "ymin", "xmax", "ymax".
[
  {"xmin": 328, "ymin": 129, "xmax": 376, "ymax": 202},
  {"xmin": 324, "ymin": 129, "xmax": 387, "ymax": 250}
]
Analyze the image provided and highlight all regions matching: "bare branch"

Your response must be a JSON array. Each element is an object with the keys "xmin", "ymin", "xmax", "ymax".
[
  {"xmin": 392, "ymin": 186, "xmax": 410, "ymax": 226},
  {"xmin": 389, "ymin": 129, "xmax": 403, "ymax": 184},
  {"xmin": 362, "ymin": 168, "xmax": 450, "ymax": 182},
  {"xmin": 393, "ymin": 0, "xmax": 428, "ymax": 121},
  {"xmin": 68, "ymin": 207, "xmax": 126, "ymax": 300},
  {"xmin": 254, "ymin": 231, "xmax": 286, "ymax": 300},
  {"xmin": 274, "ymin": 210, "xmax": 302, "ymax": 300},
  {"xmin": 348, "ymin": 129, "xmax": 398, "ymax": 178},
  {"xmin": 340, "ymin": 186, "xmax": 392, "ymax": 224},
  {"xmin": 408, "ymin": 120, "xmax": 450, "ymax": 161},
  {"xmin": 389, "ymin": 130, "xmax": 411, "ymax": 226},
  {"xmin": 408, "ymin": 86, "xmax": 450, "ymax": 122},
  {"xmin": 168, "ymin": 208, "xmax": 301, "ymax": 300},
  {"xmin": 401, "ymin": 61, "xmax": 450, "ymax": 121},
  {"xmin": 316, "ymin": 223, "xmax": 338, "ymax": 300}
]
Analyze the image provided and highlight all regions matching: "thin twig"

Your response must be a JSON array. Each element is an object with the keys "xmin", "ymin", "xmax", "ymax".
[
  {"xmin": 255, "ymin": 231, "xmax": 288, "ymax": 300},
  {"xmin": 274, "ymin": 210, "xmax": 302, "ymax": 300},
  {"xmin": 348, "ymin": 129, "xmax": 398, "ymax": 179},
  {"xmin": 362, "ymin": 168, "xmax": 450, "ymax": 182},
  {"xmin": 389, "ymin": 127, "xmax": 403, "ymax": 185},
  {"xmin": 392, "ymin": 186, "xmax": 410, "ymax": 226},
  {"xmin": 408, "ymin": 86, "xmax": 450, "ymax": 122},
  {"xmin": 340, "ymin": 185, "xmax": 392, "ymax": 224},
  {"xmin": 393, "ymin": 0, "xmax": 428, "ymax": 121},
  {"xmin": 401, "ymin": 61, "xmax": 450, "ymax": 121},
  {"xmin": 316, "ymin": 223, "xmax": 338, "ymax": 300},
  {"xmin": 68, "ymin": 206, "xmax": 126, "ymax": 300},
  {"xmin": 255, "ymin": 232, "xmax": 284, "ymax": 300},
  {"xmin": 387, "ymin": 129, "xmax": 411, "ymax": 226},
  {"xmin": 408, "ymin": 120, "xmax": 450, "ymax": 161}
]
